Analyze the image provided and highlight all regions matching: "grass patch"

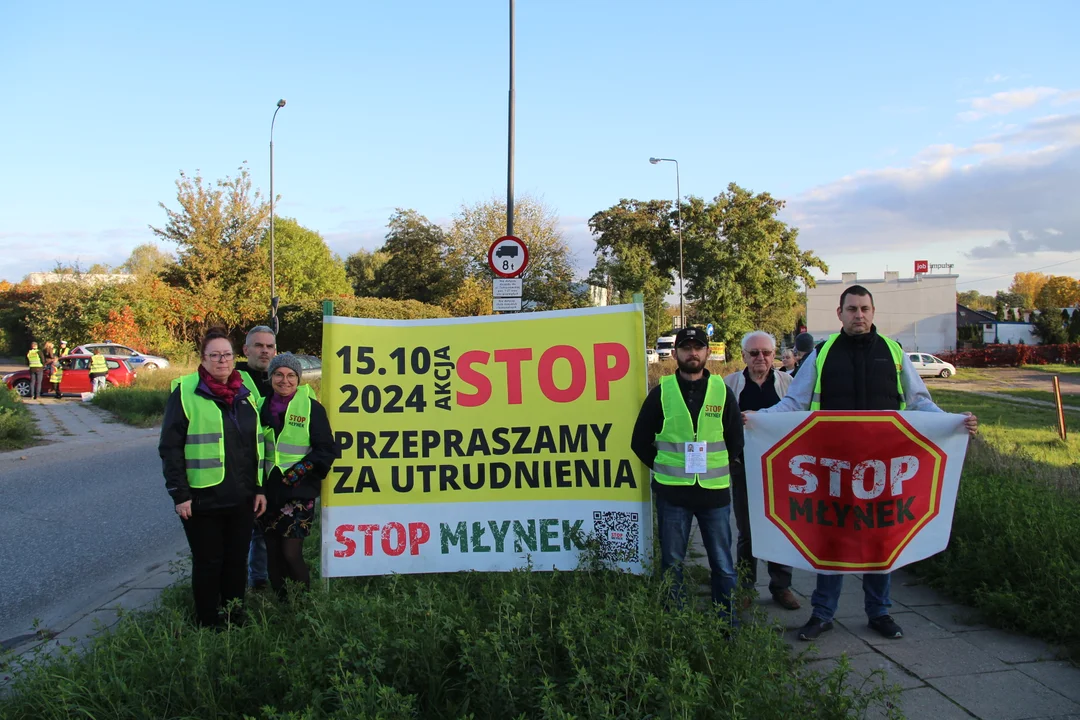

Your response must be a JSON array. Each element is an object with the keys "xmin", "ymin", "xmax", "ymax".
[
  {"xmin": 0, "ymin": 384, "xmax": 38, "ymax": 450},
  {"xmin": 913, "ymin": 388, "xmax": 1080, "ymax": 656},
  {"xmin": 0, "ymin": 544, "xmax": 899, "ymax": 719},
  {"xmin": 1025, "ymin": 364, "xmax": 1080, "ymax": 376},
  {"xmin": 92, "ymin": 364, "xmax": 192, "ymax": 427},
  {"xmin": 997, "ymin": 389, "xmax": 1080, "ymax": 409}
]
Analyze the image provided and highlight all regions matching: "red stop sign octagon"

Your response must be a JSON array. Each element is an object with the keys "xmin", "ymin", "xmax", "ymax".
[{"xmin": 762, "ymin": 412, "xmax": 946, "ymax": 572}]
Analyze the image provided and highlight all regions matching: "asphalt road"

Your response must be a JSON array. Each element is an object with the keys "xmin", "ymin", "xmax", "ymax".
[{"xmin": 0, "ymin": 433, "xmax": 187, "ymax": 647}]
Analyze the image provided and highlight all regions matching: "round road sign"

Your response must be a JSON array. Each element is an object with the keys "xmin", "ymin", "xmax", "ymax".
[{"xmin": 488, "ymin": 235, "xmax": 529, "ymax": 278}]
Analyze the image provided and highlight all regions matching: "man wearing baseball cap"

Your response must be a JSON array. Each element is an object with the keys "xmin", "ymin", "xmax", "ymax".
[
  {"xmin": 790, "ymin": 332, "xmax": 815, "ymax": 377},
  {"xmin": 631, "ymin": 326, "xmax": 743, "ymax": 625}
]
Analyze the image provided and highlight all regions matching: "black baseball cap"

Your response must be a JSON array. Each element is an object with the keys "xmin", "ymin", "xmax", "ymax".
[{"xmin": 675, "ymin": 327, "xmax": 708, "ymax": 348}]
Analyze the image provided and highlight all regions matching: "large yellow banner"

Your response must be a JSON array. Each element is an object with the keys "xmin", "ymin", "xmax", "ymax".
[{"xmin": 320, "ymin": 304, "xmax": 651, "ymax": 576}]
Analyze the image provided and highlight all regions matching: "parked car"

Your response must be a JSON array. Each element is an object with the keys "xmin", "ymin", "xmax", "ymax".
[
  {"xmin": 655, "ymin": 335, "xmax": 676, "ymax": 361},
  {"xmin": 295, "ymin": 354, "xmax": 322, "ymax": 380},
  {"xmin": 72, "ymin": 343, "xmax": 170, "ymax": 371},
  {"xmin": 645, "ymin": 348, "xmax": 659, "ymax": 365},
  {"xmin": 907, "ymin": 353, "xmax": 957, "ymax": 378},
  {"xmin": 3, "ymin": 355, "xmax": 137, "ymax": 397}
]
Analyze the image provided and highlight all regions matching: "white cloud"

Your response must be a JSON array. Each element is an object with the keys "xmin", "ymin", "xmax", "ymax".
[
  {"xmin": 958, "ymin": 87, "xmax": 1063, "ymax": 121},
  {"xmin": 786, "ymin": 112, "xmax": 1080, "ymax": 265},
  {"xmin": 985, "ymin": 73, "xmax": 1009, "ymax": 84}
]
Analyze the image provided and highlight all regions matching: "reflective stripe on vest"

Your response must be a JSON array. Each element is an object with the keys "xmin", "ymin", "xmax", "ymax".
[
  {"xmin": 176, "ymin": 373, "xmax": 264, "ymax": 489},
  {"xmin": 90, "ymin": 355, "xmax": 108, "ymax": 374},
  {"xmin": 27, "ymin": 350, "xmax": 42, "ymax": 368},
  {"xmin": 53, "ymin": 366, "xmax": 63, "ymax": 382},
  {"xmin": 811, "ymin": 333, "xmax": 906, "ymax": 411},
  {"xmin": 652, "ymin": 374, "xmax": 731, "ymax": 489},
  {"xmin": 262, "ymin": 385, "xmax": 314, "ymax": 478}
]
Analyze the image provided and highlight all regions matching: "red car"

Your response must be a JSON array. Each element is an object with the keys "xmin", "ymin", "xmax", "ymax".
[{"xmin": 3, "ymin": 354, "xmax": 137, "ymax": 398}]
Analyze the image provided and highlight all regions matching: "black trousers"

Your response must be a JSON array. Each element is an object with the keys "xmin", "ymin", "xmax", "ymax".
[
  {"xmin": 731, "ymin": 459, "xmax": 793, "ymax": 594},
  {"xmin": 181, "ymin": 504, "xmax": 254, "ymax": 626}
]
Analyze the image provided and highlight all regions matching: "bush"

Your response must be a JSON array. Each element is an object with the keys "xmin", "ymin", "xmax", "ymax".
[
  {"xmin": 938, "ymin": 343, "xmax": 1080, "ymax": 368},
  {"xmin": 0, "ymin": 384, "xmax": 37, "ymax": 450},
  {"xmin": 92, "ymin": 387, "xmax": 170, "ymax": 427},
  {"xmin": 277, "ymin": 297, "xmax": 452, "ymax": 355},
  {"xmin": 1, "ymin": 559, "xmax": 898, "ymax": 719}
]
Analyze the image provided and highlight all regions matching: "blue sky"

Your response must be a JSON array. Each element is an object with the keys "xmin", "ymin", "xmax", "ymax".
[{"xmin": 2, "ymin": 1, "xmax": 1079, "ymax": 295}]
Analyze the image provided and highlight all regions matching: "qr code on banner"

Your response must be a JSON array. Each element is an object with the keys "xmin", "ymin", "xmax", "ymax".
[{"xmin": 592, "ymin": 511, "xmax": 640, "ymax": 564}]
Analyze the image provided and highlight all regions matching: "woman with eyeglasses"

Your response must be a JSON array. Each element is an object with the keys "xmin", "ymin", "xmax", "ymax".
[
  {"xmin": 258, "ymin": 353, "xmax": 335, "ymax": 599},
  {"xmin": 159, "ymin": 328, "xmax": 267, "ymax": 628}
]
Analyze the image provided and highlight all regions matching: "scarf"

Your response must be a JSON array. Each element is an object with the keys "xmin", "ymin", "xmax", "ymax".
[
  {"xmin": 269, "ymin": 390, "xmax": 294, "ymax": 428},
  {"xmin": 198, "ymin": 365, "xmax": 244, "ymax": 405}
]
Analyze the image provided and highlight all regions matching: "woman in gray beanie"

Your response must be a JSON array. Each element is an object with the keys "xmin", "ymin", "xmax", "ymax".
[{"xmin": 258, "ymin": 353, "xmax": 336, "ymax": 598}]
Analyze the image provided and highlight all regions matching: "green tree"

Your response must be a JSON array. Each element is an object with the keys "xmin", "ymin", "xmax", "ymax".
[
  {"xmin": 345, "ymin": 248, "xmax": 390, "ymax": 297},
  {"xmin": 588, "ymin": 199, "xmax": 676, "ymax": 344},
  {"xmin": 1032, "ymin": 308, "xmax": 1068, "ymax": 345},
  {"xmin": 994, "ymin": 290, "xmax": 1026, "ymax": 311},
  {"xmin": 957, "ymin": 290, "xmax": 994, "ymax": 311},
  {"xmin": 1068, "ymin": 309, "xmax": 1080, "ymax": 342},
  {"xmin": 678, "ymin": 184, "xmax": 827, "ymax": 347},
  {"xmin": 120, "ymin": 242, "xmax": 176, "ymax": 277},
  {"xmin": 447, "ymin": 195, "xmax": 585, "ymax": 313},
  {"xmin": 1035, "ymin": 276, "xmax": 1080, "ymax": 309},
  {"xmin": 87, "ymin": 263, "xmax": 112, "ymax": 274},
  {"xmin": 260, "ymin": 217, "xmax": 351, "ymax": 303},
  {"xmin": 374, "ymin": 209, "xmax": 454, "ymax": 305},
  {"xmin": 150, "ymin": 163, "xmax": 270, "ymax": 329}
]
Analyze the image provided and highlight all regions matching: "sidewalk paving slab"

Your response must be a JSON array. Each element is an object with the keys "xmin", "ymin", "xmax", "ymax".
[
  {"xmin": 874, "ymin": 686, "xmax": 982, "ymax": 720},
  {"xmin": 928, "ymin": 669, "xmax": 1080, "ymax": 720},
  {"xmin": 912, "ymin": 603, "xmax": 991, "ymax": 633},
  {"xmin": 844, "ymin": 610, "xmax": 955, "ymax": 645},
  {"xmin": 806, "ymin": 649, "xmax": 926, "ymax": 691},
  {"xmin": 875, "ymin": 636, "xmax": 1009, "ymax": 678},
  {"xmin": 1015, "ymin": 661, "xmax": 1080, "ymax": 704},
  {"xmin": 961, "ymin": 629, "xmax": 1061, "ymax": 664}
]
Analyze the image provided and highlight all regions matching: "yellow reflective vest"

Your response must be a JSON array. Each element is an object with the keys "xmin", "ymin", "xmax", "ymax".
[
  {"xmin": 810, "ymin": 333, "xmax": 906, "ymax": 411},
  {"xmin": 262, "ymin": 385, "xmax": 315, "ymax": 479},
  {"xmin": 89, "ymin": 354, "xmax": 108, "ymax": 375},
  {"xmin": 175, "ymin": 373, "xmax": 264, "ymax": 490},
  {"xmin": 27, "ymin": 350, "xmax": 42, "ymax": 369},
  {"xmin": 652, "ymin": 374, "xmax": 731, "ymax": 489},
  {"xmin": 238, "ymin": 370, "xmax": 263, "ymax": 402}
]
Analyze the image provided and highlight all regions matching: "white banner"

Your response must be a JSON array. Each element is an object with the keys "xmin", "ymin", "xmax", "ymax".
[{"xmin": 743, "ymin": 411, "xmax": 969, "ymax": 574}]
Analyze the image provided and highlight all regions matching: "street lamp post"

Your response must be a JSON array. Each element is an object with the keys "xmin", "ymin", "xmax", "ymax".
[
  {"xmin": 649, "ymin": 157, "xmax": 683, "ymax": 328},
  {"xmin": 270, "ymin": 99, "xmax": 286, "ymax": 334}
]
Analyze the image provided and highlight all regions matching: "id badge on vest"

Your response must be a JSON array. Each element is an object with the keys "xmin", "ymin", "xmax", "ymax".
[{"xmin": 684, "ymin": 441, "xmax": 707, "ymax": 473}]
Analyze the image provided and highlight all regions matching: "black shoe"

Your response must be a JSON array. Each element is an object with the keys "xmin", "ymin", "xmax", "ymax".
[
  {"xmin": 798, "ymin": 617, "xmax": 834, "ymax": 641},
  {"xmin": 868, "ymin": 614, "xmax": 903, "ymax": 639}
]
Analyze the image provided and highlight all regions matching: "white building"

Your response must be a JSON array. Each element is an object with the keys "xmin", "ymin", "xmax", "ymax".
[{"xmin": 806, "ymin": 271, "xmax": 957, "ymax": 354}]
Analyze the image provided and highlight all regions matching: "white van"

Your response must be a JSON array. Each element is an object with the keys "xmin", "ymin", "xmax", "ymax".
[{"xmin": 655, "ymin": 335, "xmax": 676, "ymax": 360}]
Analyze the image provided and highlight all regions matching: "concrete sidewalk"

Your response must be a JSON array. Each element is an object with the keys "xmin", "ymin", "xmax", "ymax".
[
  {"xmin": 15, "ymin": 396, "xmax": 156, "ymax": 451},
  {"xmin": 692, "ymin": 530, "xmax": 1080, "ymax": 719}
]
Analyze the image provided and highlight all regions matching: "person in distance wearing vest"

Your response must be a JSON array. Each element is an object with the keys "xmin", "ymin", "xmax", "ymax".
[
  {"xmin": 258, "ymin": 353, "xmax": 335, "ymax": 599},
  {"xmin": 159, "ymin": 328, "xmax": 267, "ymax": 628},
  {"xmin": 754, "ymin": 285, "xmax": 978, "ymax": 641},
  {"xmin": 631, "ymin": 326, "xmax": 743, "ymax": 625},
  {"xmin": 26, "ymin": 341, "xmax": 44, "ymax": 400},
  {"xmin": 724, "ymin": 331, "xmax": 799, "ymax": 611},
  {"xmin": 89, "ymin": 347, "xmax": 109, "ymax": 393},
  {"xmin": 236, "ymin": 325, "xmax": 277, "ymax": 591}
]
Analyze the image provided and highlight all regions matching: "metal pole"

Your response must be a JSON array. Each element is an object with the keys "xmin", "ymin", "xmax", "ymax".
[
  {"xmin": 270, "ymin": 99, "xmax": 286, "ymax": 333},
  {"xmin": 507, "ymin": 0, "xmax": 515, "ymax": 238},
  {"xmin": 674, "ymin": 159, "xmax": 683, "ymax": 328}
]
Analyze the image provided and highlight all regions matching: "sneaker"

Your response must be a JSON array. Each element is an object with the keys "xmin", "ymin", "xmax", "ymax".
[
  {"xmin": 772, "ymin": 588, "xmax": 802, "ymax": 610},
  {"xmin": 868, "ymin": 614, "xmax": 904, "ymax": 639},
  {"xmin": 798, "ymin": 617, "xmax": 834, "ymax": 641}
]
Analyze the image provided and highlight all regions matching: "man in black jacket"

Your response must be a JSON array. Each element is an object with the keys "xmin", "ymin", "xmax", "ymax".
[
  {"xmin": 631, "ymin": 327, "xmax": 744, "ymax": 623},
  {"xmin": 235, "ymin": 325, "xmax": 277, "ymax": 589},
  {"xmin": 758, "ymin": 285, "xmax": 978, "ymax": 641}
]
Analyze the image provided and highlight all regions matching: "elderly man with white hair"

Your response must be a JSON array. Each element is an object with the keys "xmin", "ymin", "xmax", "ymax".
[{"xmin": 723, "ymin": 330, "xmax": 799, "ymax": 610}]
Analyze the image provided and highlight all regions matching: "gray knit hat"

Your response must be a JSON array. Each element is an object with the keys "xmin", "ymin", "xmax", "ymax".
[
  {"xmin": 794, "ymin": 332, "xmax": 816, "ymax": 354},
  {"xmin": 268, "ymin": 352, "xmax": 303, "ymax": 381}
]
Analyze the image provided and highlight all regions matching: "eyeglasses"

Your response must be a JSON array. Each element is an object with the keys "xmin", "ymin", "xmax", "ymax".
[
  {"xmin": 206, "ymin": 352, "xmax": 234, "ymax": 362},
  {"xmin": 271, "ymin": 372, "xmax": 298, "ymax": 382},
  {"xmin": 746, "ymin": 349, "xmax": 774, "ymax": 357}
]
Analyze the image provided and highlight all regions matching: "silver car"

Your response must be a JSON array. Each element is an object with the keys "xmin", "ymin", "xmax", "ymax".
[{"xmin": 73, "ymin": 343, "xmax": 170, "ymax": 371}]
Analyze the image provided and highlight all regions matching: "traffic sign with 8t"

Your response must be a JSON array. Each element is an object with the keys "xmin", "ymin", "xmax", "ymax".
[
  {"xmin": 762, "ymin": 412, "xmax": 945, "ymax": 572},
  {"xmin": 488, "ymin": 236, "xmax": 529, "ymax": 278}
]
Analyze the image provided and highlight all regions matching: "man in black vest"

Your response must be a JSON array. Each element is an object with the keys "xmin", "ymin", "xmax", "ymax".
[{"xmin": 757, "ymin": 285, "xmax": 978, "ymax": 641}]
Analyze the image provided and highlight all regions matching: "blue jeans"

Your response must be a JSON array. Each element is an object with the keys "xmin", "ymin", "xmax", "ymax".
[
  {"xmin": 810, "ymin": 573, "xmax": 892, "ymax": 622},
  {"xmin": 655, "ymin": 494, "xmax": 738, "ymax": 621},
  {"xmin": 248, "ymin": 525, "xmax": 267, "ymax": 586}
]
